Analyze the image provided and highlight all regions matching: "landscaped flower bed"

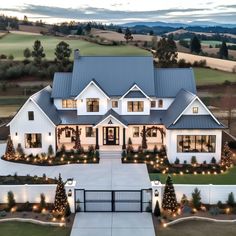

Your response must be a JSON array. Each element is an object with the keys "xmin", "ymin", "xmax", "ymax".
[
  {"xmin": 2, "ymin": 146, "xmax": 100, "ymax": 166},
  {"xmin": 122, "ymin": 143, "xmax": 233, "ymax": 175}
]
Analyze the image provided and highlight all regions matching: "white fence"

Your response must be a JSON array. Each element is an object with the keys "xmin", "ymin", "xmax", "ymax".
[
  {"xmin": 0, "ymin": 181, "xmax": 76, "ymax": 213},
  {"xmin": 152, "ymin": 182, "xmax": 236, "ymax": 211}
]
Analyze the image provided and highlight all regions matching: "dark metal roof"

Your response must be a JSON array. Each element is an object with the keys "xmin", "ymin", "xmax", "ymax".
[
  {"xmin": 164, "ymin": 89, "xmax": 196, "ymax": 128},
  {"xmin": 70, "ymin": 56, "xmax": 155, "ymax": 97},
  {"xmin": 51, "ymin": 72, "xmax": 72, "ymax": 98},
  {"xmin": 58, "ymin": 110, "xmax": 165, "ymax": 125},
  {"xmin": 31, "ymin": 86, "xmax": 61, "ymax": 125},
  {"xmin": 168, "ymin": 115, "xmax": 225, "ymax": 129},
  {"xmin": 124, "ymin": 90, "xmax": 146, "ymax": 98},
  {"xmin": 154, "ymin": 68, "xmax": 197, "ymax": 98},
  {"xmin": 95, "ymin": 109, "xmax": 128, "ymax": 126}
]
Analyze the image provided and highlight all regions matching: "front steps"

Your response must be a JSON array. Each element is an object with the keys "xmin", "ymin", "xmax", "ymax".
[{"xmin": 99, "ymin": 150, "xmax": 122, "ymax": 159}]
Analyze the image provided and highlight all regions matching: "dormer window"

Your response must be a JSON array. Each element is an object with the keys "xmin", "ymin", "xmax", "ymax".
[
  {"xmin": 193, "ymin": 107, "xmax": 198, "ymax": 114},
  {"xmin": 87, "ymin": 98, "xmax": 99, "ymax": 112},
  {"xmin": 112, "ymin": 100, "xmax": 118, "ymax": 108},
  {"xmin": 127, "ymin": 101, "xmax": 144, "ymax": 112},
  {"xmin": 158, "ymin": 99, "xmax": 163, "ymax": 108},
  {"xmin": 151, "ymin": 101, "xmax": 156, "ymax": 108},
  {"xmin": 62, "ymin": 99, "xmax": 76, "ymax": 108}
]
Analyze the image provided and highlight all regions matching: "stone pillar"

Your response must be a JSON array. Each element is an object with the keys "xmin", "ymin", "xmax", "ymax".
[
  {"xmin": 95, "ymin": 128, "xmax": 99, "ymax": 150},
  {"xmin": 65, "ymin": 180, "xmax": 76, "ymax": 214}
]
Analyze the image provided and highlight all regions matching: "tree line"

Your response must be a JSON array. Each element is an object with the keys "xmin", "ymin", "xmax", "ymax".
[{"xmin": 0, "ymin": 40, "xmax": 73, "ymax": 80}]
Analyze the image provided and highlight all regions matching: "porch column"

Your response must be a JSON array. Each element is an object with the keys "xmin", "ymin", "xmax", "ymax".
[
  {"xmin": 95, "ymin": 128, "xmax": 99, "ymax": 150},
  {"xmin": 122, "ymin": 127, "xmax": 126, "ymax": 150},
  {"xmin": 142, "ymin": 125, "xmax": 147, "ymax": 149}
]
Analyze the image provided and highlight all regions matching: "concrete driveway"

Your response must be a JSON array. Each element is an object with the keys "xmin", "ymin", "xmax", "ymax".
[
  {"xmin": 70, "ymin": 213, "xmax": 155, "ymax": 236},
  {"xmin": 0, "ymin": 143, "xmax": 151, "ymax": 189}
]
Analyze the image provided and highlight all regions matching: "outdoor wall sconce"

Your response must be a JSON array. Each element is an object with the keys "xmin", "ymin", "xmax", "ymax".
[
  {"xmin": 15, "ymin": 132, "xmax": 18, "ymax": 136},
  {"xmin": 154, "ymin": 189, "xmax": 159, "ymax": 197},
  {"xmin": 67, "ymin": 178, "xmax": 73, "ymax": 185},
  {"xmin": 49, "ymin": 132, "xmax": 51, "ymax": 136},
  {"xmin": 68, "ymin": 189, "xmax": 72, "ymax": 197}
]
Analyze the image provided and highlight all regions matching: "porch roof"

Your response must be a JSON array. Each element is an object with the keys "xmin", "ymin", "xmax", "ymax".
[{"xmin": 57, "ymin": 110, "xmax": 165, "ymax": 126}]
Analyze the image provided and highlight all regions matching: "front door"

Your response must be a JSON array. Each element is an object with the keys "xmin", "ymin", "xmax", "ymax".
[{"xmin": 103, "ymin": 127, "xmax": 119, "ymax": 145}]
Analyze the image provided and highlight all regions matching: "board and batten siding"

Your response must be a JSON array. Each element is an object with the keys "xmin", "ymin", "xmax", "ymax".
[{"xmin": 9, "ymin": 100, "xmax": 56, "ymax": 155}]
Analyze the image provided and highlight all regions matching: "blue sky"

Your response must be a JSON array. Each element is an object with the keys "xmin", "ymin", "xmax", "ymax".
[{"xmin": 0, "ymin": 0, "xmax": 236, "ymax": 24}]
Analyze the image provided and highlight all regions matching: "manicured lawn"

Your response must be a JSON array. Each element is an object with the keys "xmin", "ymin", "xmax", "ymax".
[
  {"xmin": 194, "ymin": 68, "xmax": 236, "ymax": 85},
  {"xmin": 0, "ymin": 33, "xmax": 150, "ymax": 60},
  {"xmin": 0, "ymin": 222, "xmax": 71, "ymax": 236},
  {"xmin": 158, "ymin": 220, "xmax": 236, "ymax": 236},
  {"xmin": 149, "ymin": 166, "xmax": 236, "ymax": 184}
]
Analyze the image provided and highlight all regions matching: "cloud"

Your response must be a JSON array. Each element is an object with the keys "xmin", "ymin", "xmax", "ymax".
[{"xmin": 1, "ymin": 4, "xmax": 236, "ymax": 24}]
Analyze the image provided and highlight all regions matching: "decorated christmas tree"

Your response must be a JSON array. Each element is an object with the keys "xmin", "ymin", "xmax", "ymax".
[
  {"xmin": 53, "ymin": 174, "xmax": 71, "ymax": 216},
  {"xmin": 5, "ymin": 136, "xmax": 16, "ymax": 159},
  {"xmin": 162, "ymin": 175, "xmax": 178, "ymax": 212},
  {"xmin": 221, "ymin": 142, "xmax": 233, "ymax": 167}
]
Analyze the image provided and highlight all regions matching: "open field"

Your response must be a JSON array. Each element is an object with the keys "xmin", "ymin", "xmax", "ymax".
[
  {"xmin": 91, "ymin": 28, "xmax": 160, "ymax": 42},
  {"xmin": 149, "ymin": 166, "xmax": 236, "ymax": 185},
  {"xmin": 0, "ymin": 33, "xmax": 150, "ymax": 60},
  {"xmin": 0, "ymin": 222, "xmax": 70, "ymax": 236},
  {"xmin": 157, "ymin": 220, "xmax": 236, "ymax": 236},
  {"xmin": 194, "ymin": 68, "xmax": 236, "ymax": 85},
  {"xmin": 178, "ymin": 52, "xmax": 236, "ymax": 72}
]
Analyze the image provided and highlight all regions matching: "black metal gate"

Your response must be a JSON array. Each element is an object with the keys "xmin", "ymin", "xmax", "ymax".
[{"xmin": 75, "ymin": 189, "xmax": 152, "ymax": 212}]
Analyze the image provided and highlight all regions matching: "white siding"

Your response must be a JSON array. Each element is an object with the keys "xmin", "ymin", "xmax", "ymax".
[
  {"xmin": 184, "ymin": 100, "xmax": 209, "ymax": 115},
  {"xmin": 150, "ymin": 98, "xmax": 174, "ymax": 110},
  {"xmin": 166, "ymin": 129, "xmax": 222, "ymax": 164},
  {"xmin": 121, "ymin": 98, "xmax": 150, "ymax": 115},
  {"xmin": 9, "ymin": 100, "xmax": 56, "ymax": 155},
  {"xmin": 76, "ymin": 84, "xmax": 108, "ymax": 115},
  {"xmin": 54, "ymin": 99, "xmax": 77, "ymax": 110}
]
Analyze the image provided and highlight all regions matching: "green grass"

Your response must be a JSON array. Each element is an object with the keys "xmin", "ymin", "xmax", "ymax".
[
  {"xmin": 194, "ymin": 68, "xmax": 236, "ymax": 86},
  {"xmin": 0, "ymin": 97, "xmax": 27, "ymax": 105},
  {"xmin": 150, "ymin": 166, "xmax": 236, "ymax": 184},
  {"xmin": 158, "ymin": 220, "xmax": 236, "ymax": 236},
  {"xmin": 0, "ymin": 33, "xmax": 150, "ymax": 60},
  {"xmin": 0, "ymin": 222, "xmax": 71, "ymax": 236}
]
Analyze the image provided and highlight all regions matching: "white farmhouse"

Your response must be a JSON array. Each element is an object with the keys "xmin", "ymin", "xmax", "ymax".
[{"xmin": 8, "ymin": 50, "xmax": 225, "ymax": 163}]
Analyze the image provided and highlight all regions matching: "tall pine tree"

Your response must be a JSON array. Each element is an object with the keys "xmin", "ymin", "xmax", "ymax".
[
  {"xmin": 190, "ymin": 35, "xmax": 201, "ymax": 54},
  {"xmin": 55, "ymin": 41, "xmax": 72, "ymax": 67},
  {"xmin": 162, "ymin": 175, "xmax": 178, "ymax": 212},
  {"xmin": 155, "ymin": 37, "xmax": 178, "ymax": 67},
  {"xmin": 53, "ymin": 174, "xmax": 71, "ymax": 216},
  {"xmin": 219, "ymin": 41, "xmax": 228, "ymax": 59},
  {"xmin": 32, "ymin": 40, "xmax": 45, "ymax": 65}
]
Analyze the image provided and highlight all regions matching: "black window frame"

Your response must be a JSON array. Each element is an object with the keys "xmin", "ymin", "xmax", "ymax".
[
  {"xmin": 86, "ymin": 98, "xmax": 100, "ymax": 112},
  {"xmin": 86, "ymin": 127, "xmax": 95, "ymax": 137},
  {"xmin": 25, "ymin": 133, "xmax": 42, "ymax": 148},
  {"xmin": 28, "ymin": 111, "xmax": 34, "ymax": 121},
  {"xmin": 127, "ymin": 101, "xmax": 144, "ymax": 112}
]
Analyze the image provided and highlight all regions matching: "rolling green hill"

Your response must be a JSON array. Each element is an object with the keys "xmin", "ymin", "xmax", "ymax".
[{"xmin": 0, "ymin": 33, "xmax": 150, "ymax": 60}]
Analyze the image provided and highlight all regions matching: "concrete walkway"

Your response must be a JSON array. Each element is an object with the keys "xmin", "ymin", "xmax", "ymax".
[
  {"xmin": 0, "ymin": 143, "xmax": 151, "ymax": 189},
  {"xmin": 70, "ymin": 213, "xmax": 155, "ymax": 236}
]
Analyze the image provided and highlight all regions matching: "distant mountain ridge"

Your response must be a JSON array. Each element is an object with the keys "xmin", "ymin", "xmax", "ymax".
[{"xmin": 121, "ymin": 21, "xmax": 236, "ymax": 28}]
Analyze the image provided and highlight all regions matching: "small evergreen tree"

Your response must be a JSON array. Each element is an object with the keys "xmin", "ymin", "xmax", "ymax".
[
  {"xmin": 127, "ymin": 137, "xmax": 134, "ymax": 153},
  {"xmin": 7, "ymin": 191, "xmax": 16, "ymax": 210},
  {"xmin": 227, "ymin": 192, "xmax": 235, "ymax": 207},
  {"xmin": 5, "ymin": 136, "xmax": 15, "ymax": 159},
  {"xmin": 48, "ymin": 145, "xmax": 54, "ymax": 157},
  {"xmin": 162, "ymin": 175, "xmax": 178, "ymax": 212},
  {"xmin": 191, "ymin": 156, "xmax": 197, "ymax": 165},
  {"xmin": 117, "ymin": 27, "xmax": 122, "ymax": 33},
  {"xmin": 53, "ymin": 174, "xmax": 71, "ymax": 216},
  {"xmin": 40, "ymin": 193, "xmax": 47, "ymax": 210},
  {"xmin": 180, "ymin": 194, "xmax": 189, "ymax": 206},
  {"xmin": 192, "ymin": 188, "xmax": 201, "ymax": 210},
  {"xmin": 16, "ymin": 143, "xmax": 24, "ymax": 156},
  {"xmin": 76, "ymin": 26, "xmax": 83, "ymax": 35},
  {"xmin": 32, "ymin": 40, "xmax": 45, "ymax": 65},
  {"xmin": 23, "ymin": 48, "xmax": 31, "ymax": 62},
  {"xmin": 124, "ymin": 28, "xmax": 133, "ymax": 43},
  {"xmin": 154, "ymin": 200, "xmax": 161, "ymax": 217},
  {"xmin": 219, "ymin": 41, "xmax": 228, "ymax": 59},
  {"xmin": 190, "ymin": 35, "xmax": 201, "ymax": 54},
  {"xmin": 85, "ymin": 23, "xmax": 91, "ymax": 34}
]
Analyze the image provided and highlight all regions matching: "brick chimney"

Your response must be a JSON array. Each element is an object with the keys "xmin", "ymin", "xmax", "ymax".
[{"xmin": 74, "ymin": 49, "xmax": 80, "ymax": 60}]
